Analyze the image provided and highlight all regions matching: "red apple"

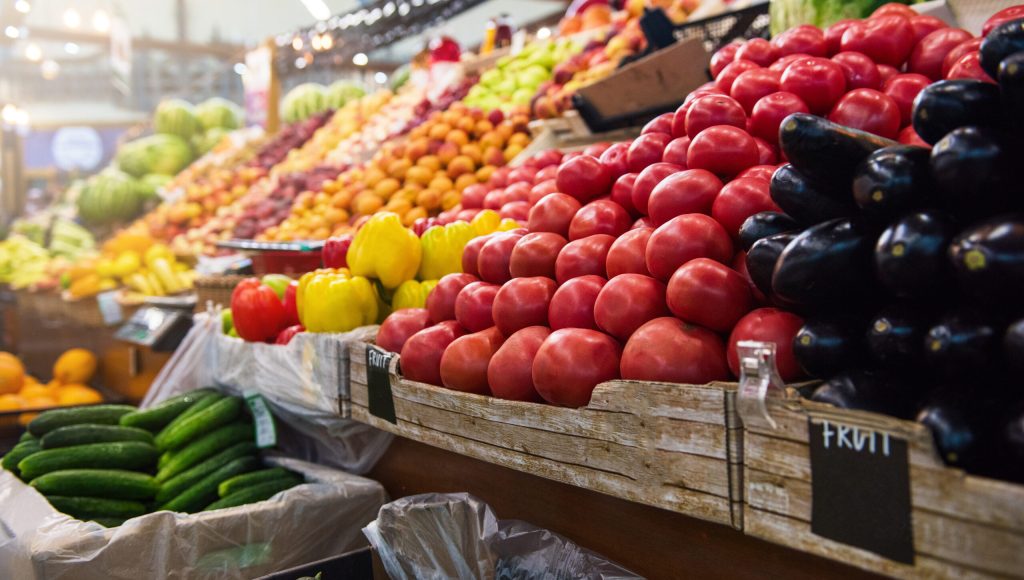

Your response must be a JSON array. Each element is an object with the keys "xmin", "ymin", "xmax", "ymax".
[
  {"xmin": 620, "ymin": 317, "xmax": 729, "ymax": 384},
  {"xmin": 568, "ymin": 199, "xmax": 632, "ymax": 240},
  {"xmin": 440, "ymin": 326, "xmax": 504, "ymax": 394},
  {"xmin": 477, "ymin": 231, "xmax": 525, "ymax": 284},
  {"xmin": 647, "ymin": 169, "xmax": 723, "ymax": 226},
  {"xmin": 549, "ymin": 275, "xmax": 606, "ymax": 330},
  {"xmin": 455, "ymin": 281, "xmax": 499, "ymax": 332},
  {"xmin": 606, "ymin": 227, "xmax": 653, "ymax": 278},
  {"xmin": 427, "ymin": 273, "xmax": 479, "ymax": 323},
  {"xmin": 533, "ymin": 329, "xmax": 622, "ymax": 407},
  {"xmin": 528, "ymin": 193, "xmax": 581, "ymax": 237},
  {"xmin": 555, "ymin": 234, "xmax": 615, "ymax": 283},
  {"xmin": 631, "ymin": 162, "xmax": 682, "ymax": 217},
  {"xmin": 645, "ymin": 214, "xmax": 734, "ymax": 280},
  {"xmin": 488, "ymin": 326, "xmax": 550, "ymax": 402},
  {"xmin": 594, "ymin": 273, "xmax": 669, "ymax": 341},
  {"xmin": 400, "ymin": 320, "xmax": 467, "ymax": 386},
  {"xmin": 377, "ymin": 308, "xmax": 432, "ymax": 354},
  {"xmin": 556, "ymin": 155, "xmax": 612, "ymax": 202},
  {"xmin": 492, "ymin": 277, "xmax": 557, "ymax": 336},
  {"xmin": 627, "ymin": 132, "xmax": 672, "ymax": 173}
]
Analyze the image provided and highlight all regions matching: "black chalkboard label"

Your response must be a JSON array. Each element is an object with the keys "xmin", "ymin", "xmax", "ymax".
[
  {"xmin": 366, "ymin": 346, "xmax": 397, "ymax": 424},
  {"xmin": 809, "ymin": 419, "xmax": 914, "ymax": 564}
]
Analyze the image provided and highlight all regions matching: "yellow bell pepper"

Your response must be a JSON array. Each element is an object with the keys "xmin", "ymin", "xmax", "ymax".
[
  {"xmin": 470, "ymin": 210, "xmax": 501, "ymax": 235},
  {"xmin": 297, "ymin": 269, "xmax": 378, "ymax": 333},
  {"xmin": 419, "ymin": 221, "xmax": 477, "ymax": 280},
  {"xmin": 392, "ymin": 279, "xmax": 438, "ymax": 311},
  {"xmin": 497, "ymin": 218, "xmax": 522, "ymax": 231},
  {"xmin": 346, "ymin": 212, "xmax": 421, "ymax": 289}
]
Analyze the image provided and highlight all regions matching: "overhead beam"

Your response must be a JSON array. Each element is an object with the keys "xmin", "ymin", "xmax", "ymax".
[{"xmin": 17, "ymin": 27, "xmax": 243, "ymax": 59}]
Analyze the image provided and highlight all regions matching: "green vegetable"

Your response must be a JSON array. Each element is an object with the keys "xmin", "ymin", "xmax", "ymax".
[
  {"xmin": 153, "ymin": 392, "xmax": 222, "ymax": 437},
  {"xmin": 156, "ymin": 422, "xmax": 254, "ymax": 483},
  {"xmin": 2, "ymin": 440, "xmax": 41, "ymax": 475},
  {"xmin": 217, "ymin": 467, "xmax": 294, "ymax": 498},
  {"xmin": 19, "ymin": 442, "xmax": 159, "ymax": 481},
  {"xmin": 155, "ymin": 396, "xmax": 242, "ymax": 451},
  {"xmin": 31, "ymin": 469, "xmax": 159, "ymax": 500},
  {"xmin": 158, "ymin": 451, "xmax": 173, "ymax": 470},
  {"xmin": 155, "ymin": 441, "xmax": 256, "ymax": 505},
  {"xmin": 89, "ymin": 517, "xmax": 126, "ymax": 528},
  {"xmin": 119, "ymin": 388, "xmax": 215, "ymax": 433},
  {"xmin": 19, "ymin": 431, "xmax": 37, "ymax": 443},
  {"xmin": 769, "ymin": 0, "xmax": 915, "ymax": 35},
  {"xmin": 205, "ymin": 476, "xmax": 301, "ymax": 511},
  {"xmin": 45, "ymin": 495, "xmax": 147, "ymax": 519},
  {"xmin": 27, "ymin": 405, "xmax": 136, "ymax": 437},
  {"xmin": 41, "ymin": 424, "xmax": 154, "ymax": 449},
  {"xmin": 160, "ymin": 456, "xmax": 260, "ymax": 513}
]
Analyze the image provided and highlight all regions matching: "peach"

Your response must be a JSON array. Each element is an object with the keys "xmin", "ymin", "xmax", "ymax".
[
  {"xmin": 438, "ymin": 142, "xmax": 460, "ymax": 166},
  {"xmin": 404, "ymin": 207, "xmax": 428, "ymax": 226},
  {"xmin": 483, "ymin": 146, "xmax": 506, "ymax": 168},
  {"xmin": 418, "ymin": 155, "xmax": 442, "ymax": 172},
  {"xmin": 429, "ymin": 175, "xmax": 454, "ymax": 192},
  {"xmin": 454, "ymin": 173, "xmax": 478, "ymax": 192},
  {"xmin": 417, "ymin": 189, "xmax": 442, "ymax": 211},
  {"xmin": 447, "ymin": 155, "xmax": 476, "ymax": 179},
  {"xmin": 446, "ymin": 129, "xmax": 470, "ymax": 147},
  {"xmin": 428, "ymin": 123, "xmax": 452, "ymax": 141}
]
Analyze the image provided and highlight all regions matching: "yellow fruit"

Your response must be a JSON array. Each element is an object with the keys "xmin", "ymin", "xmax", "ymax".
[
  {"xmin": 56, "ymin": 384, "xmax": 103, "ymax": 406},
  {"xmin": 0, "ymin": 393, "xmax": 23, "ymax": 426},
  {"xmin": 20, "ymin": 382, "xmax": 55, "ymax": 399},
  {"xmin": 0, "ymin": 353, "xmax": 25, "ymax": 395},
  {"xmin": 53, "ymin": 348, "xmax": 98, "ymax": 385}
]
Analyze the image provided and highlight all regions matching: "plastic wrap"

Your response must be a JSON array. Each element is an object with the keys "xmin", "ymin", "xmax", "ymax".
[
  {"xmin": 0, "ymin": 457, "xmax": 387, "ymax": 580},
  {"xmin": 363, "ymin": 493, "xmax": 642, "ymax": 580}
]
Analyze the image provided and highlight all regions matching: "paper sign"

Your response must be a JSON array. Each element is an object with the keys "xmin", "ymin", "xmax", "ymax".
[
  {"xmin": 97, "ymin": 290, "xmax": 124, "ymax": 326},
  {"xmin": 244, "ymin": 392, "xmax": 277, "ymax": 449},
  {"xmin": 366, "ymin": 346, "xmax": 397, "ymax": 424}
]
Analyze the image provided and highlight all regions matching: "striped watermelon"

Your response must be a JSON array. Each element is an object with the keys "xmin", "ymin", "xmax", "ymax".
[
  {"xmin": 326, "ymin": 81, "xmax": 365, "ymax": 110},
  {"xmin": 281, "ymin": 83, "xmax": 328, "ymax": 123},
  {"xmin": 154, "ymin": 99, "xmax": 200, "ymax": 140},
  {"xmin": 77, "ymin": 169, "xmax": 144, "ymax": 225},
  {"xmin": 116, "ymin": 134, "xmax": 194, "ymax": 178},
  {"xmin": 195, "ymin": 97, "xmax": 242, "ymax": 131}
]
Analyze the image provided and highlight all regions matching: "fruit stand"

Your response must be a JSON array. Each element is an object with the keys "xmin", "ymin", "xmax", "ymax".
[{"xmin": 2, "ymin": 0, "xmax": 1024, "ymax": 578}]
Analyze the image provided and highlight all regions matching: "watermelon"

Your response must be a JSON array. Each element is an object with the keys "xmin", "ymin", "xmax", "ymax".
[
  {"xmin": 193, "ymin": 128, "xmax": 228, "ymax": 155},
  {"xmin": 77, "ymin": 169, "xmax": 144, "ymax": 225},
  {"xmin": 390, "ymin": 64, "xmax": 411, "ymax": 92},
  {"xmin": 195, "ymin": 97, "xmax": 242, "ymax": 131},
  {"xmin": 325, "ymin": 81, "xmax": 365, "ymax": 110},
  {"xmin": 280, "ymin": 83, "xmax": 328, "ymax": 123},
  {"xmin": 135, "ymin": 174, "xmax": 173, "ymax": 200},
  {"xmin": 116, "ymin": 134, "xmax": 193, "ymax": 178},
  {"xmin": 154, "ymin": 99, "xmax": 200, "ymax": 140}
]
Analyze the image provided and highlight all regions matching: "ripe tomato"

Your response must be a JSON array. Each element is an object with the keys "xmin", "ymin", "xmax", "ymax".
[
  {"xmin": 715, "ymin": 59, "xmax": 761, "ymax": 94},
  {"xmin": 824, "ymin": 19, "xmax": 857, "ymax": 55},
  {"xmin": 598, "ymin": 142, "xmax": 632, "ymax": 179},
  {"xmin": 711, "ymin": 42, "xmax": 741, "ymax": 78},
  {"xmin": 620, "ymin": 317, "xmax": 730, "ymax": 384},
  {"xmin": 752, "ymin": 137, "xmax": 778, "ymax": 164},
  {"xmin": 828, "ymin": 88, "xmax": 901, "ymax": 139},
  {"xmin": 533, "ymin": 329, "xmax": 621, "ymax": 407},
  {"xmin": 667, "ymin": 258, "xmax": 753, "ymax": 332},
  {"xmin": 769, "ymin": 53, "xmax": 810, "ymax": 73},
  {"xmin": 840, "ymin": 16, "xmax": 915, "ymax": 67},
  {"xmin": 947, "ymin": 52, "xmax": 996, "ymax": 83},
  {"xmin": 510, "ymin": 232, "xmax": 567, "ymax": 279},
  {"xmin": 401, "ymin": 320, "xmax": 467, "ymax": 386},
  {"xmin": 454, "ymin": 281, "xmax": 499, "ymax": 332},
  {"xmin": 711, "ymin": 176, "xmax": 779, "ymax": 239},
  {"xmin": 548, "ymin": 275, "xmax": 605, "ymax": 331},
  {"xmin": 427, "ymin": 273, "xmax": 479, "ymax": 323},
  {"xmin": 749, "ymin": 91, "xmax": 810, "ymax": 145},
  {"xmin": 730, "ymin": 69, "xmax": 781, "ymax": 114},
  {"xmin": 594, "ymin": 274, "xmax": 669, "ymax": 341},
  {"xmin": 898, "ymin": 125, "xmax": 930, "ymax": 147},
  {"xmin": 871, "ymin": 2, "xmax": 916, "ymax": 18},
  {"xmin": 377, "ymin": 308, "xmax": 432, "ymax": 354},
  {"xmin": 686, "ymin": 95, "xmax": 747, "ymax": 138},
  {"xmin": 642, "ymin": 113, "xmax": 675, "ymax": 136},
  {"xmin": 631, "ymin": 162, "xmax": 682, "ymax": 216},
  {"xmin": 780, "ymin": 57, "xmax": 847, "ymax": 114},
  {"xmin": 440, "ymin": 327, "xmax": 504, "ymax": 394},
  {"xmin": 528, "ymin": 179, "xmax": 559, "ymax": 206},
  {"xmin": 909, "ymin": 15, "xmax": 948, "ymax": 44},
  {"xmin": 727, "ymin": 307, "xmax": 805, "ymax": 381},
  {"xmin": 909, "ymin": 28, "xmax": 973, "ymax": 80},
  {"xmin": 500, "ymin": 201, "xmax": 529, "ymax": 221},
  {"xmin": 492, "ymin": 277, "xmax": 557, "ymax": 336},
  {"xmin": 528, "ymin": 193, "xmax": 581, "ymax": 238},
  {"xmin": 831, "ymin": 51, "xmax": 882, "ymax": 90},
  {"xmin": 569, "ymin": 199, "xmax": 632, "ymax": 240},
  {"xmin": 982, "ymin": 6, "xmax": 1024, "ymax": 36},
  {"xmin": 732, "ymin": 250, "xmax": 767, "ymax": 304},
  {"xmin": 687, "ymin": 126, "xmax": 759, "ymax": 179},
  {"xmin": 883, "ymin": 73, "xmax": 931, "ymax": 126},
  {"xmin": 735, "ymin": 38, "xmax": 779, "ymax": 67},
  {"xmin": 662, "ymin": 137, "xmax": 690, "ymax": 167},
  {"xmin": 645, "ymin": 213, "xmax": 733, "ymax": 281},
  {"xmin": 648, "ymin": 169, "xmax": 723, "ymax": 226},
  {"xmin": 941, "ymin": 37, "xmax": 983, "ymax": 78},
  {"xmin": 555, "ymin": 234, "xmax": 615, "ymax": 283},
  {"xmin": 611, "ymin": 172, "xmax": 639, "ymax": 216},
  {"xmin": 772, "ymin": 25, "xmax": 827, "ymax": 57},
  {"xmin": 673, "ymin": 89, "xmax": 727, "ymax": 137},
  {"xmin": 627, "ymin": 132, "xmax": 673, "ymax": 172},
  {"xmin": 738, "ymin": 164, "xmax": 778, "ymax": 182},
  {"xmin": 478, "ymin": 231, "xmax": 525, "ymax": 284},
  {"xmin": 487, "ymin": 326, "xmax": 549, "ymax": 402},
  {"xmin": 876, "ymin": 64, "xmax": 899, "ymax": 84},
  {"xmin": 606, "ymin": 227, "xmax": 653, "ymax": 278},
  {"xmin": 556, "ymin": 155, "xmax": 612, "ymax": 202}
]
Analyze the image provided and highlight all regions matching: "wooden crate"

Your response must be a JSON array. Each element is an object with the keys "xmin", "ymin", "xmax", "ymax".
[
  {"xmin": 743, "ymin": 396, "xmax": 1024, "ymax": 579},
  {"xmin": 349, "ymin": 341, "xmax": 743, "ymax": 528}
]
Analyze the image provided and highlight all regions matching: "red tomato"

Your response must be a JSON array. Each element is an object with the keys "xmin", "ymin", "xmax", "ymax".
[
  {"xmin": 508, "ymin": 166, "xmax": 539, "ymax": 185},
  {"xmin": 831, "ymin": 51, "xmax": 882, "ymax": 90},
  {"xmin": 610, "ymin": 172, "xmax": 639, "ymax": 216},
  {"xmin": 509, "ymin": 232, "xmax": 566, "ymax": 279},
  {"xmin": 548, "ymin": 275, "xmax": 605, "ymax": 331},
  {"xmin": 627, "ymin": 132, "xmax": 673, "ymax": 172},
  {"xmin": 582, "ymin": 143, "xmax": 611, "ymax": 158},
  {"xmin": 674, "ymin": 89, "xmax": 726, "ymax": 137},
  {"xmin": 871, "ymin": 2, "xmax": 916, "ymax": 18},
  {"xmin": 780, "ymin": 57, "xmax": 847, "ymax": 114},
  {"xmin": 620, "ymin": 317, "xmax": 729, "ymax": 384},
  {"xmin": 824, "ymin": 19, "xmax": 857, "ymax": 55},
  {"xmin": 555, "ymin": 234, "xmax": 615, "ymax": 283},
  {"xmin": 662, "ymin": 137, "xmax": 690, "ymax": 167},
  {"xmin": 528, "ymin": 193, "xmax": 581, "ymax": 238},
  {"xmin": 642, "ymin": 113, "xmax": 675, "ymax": 135},
  {"xmin": 983, "ymin": 6, "xmax": 1024, "ymax": 36},
  {"xmin": 909, "ymin": 15, "xmax": 948, "ymax": 44},
  {"xmin": 500, "ymin": 201, "xmax": 529, "ymax": 221},
  {"xmin": 648, "ymin": 169, "xmax": 723, "ymax": 226},
  {"xmin": 749, "ymin": 91, "xmax": 810, "ymax": 145},
  {"xmin": 715, "ymin": 59, "xmax": 761, "ymax": 94},
  {"xmin": 909, "ymin": 27, "xmax": 973, "ymax": 80},
  {"xmin": 440, "ymin": 327, "xmax": 504, "ymax": 394},
  {"xmin": 631, "ymin": 162, "xmax": 682, "ymax": 216},
  {"xmin": 771, "ymin": 25, "xmax": 827, "ymax": 57},
  {"xmin": 487, "ymin": 326, "xmax": 550, "ymax": 402},
  {"xmin": 428, "ymin": 273, "xmax": 479, "ymax": 323},
  {"xmin": 942, "ymin": 37, "xmax": 983, "ymax": 78},
  {"xmin": 528, "ymin": 149, "xmax": 563, "ymax": 170},
  {"xmin": 455, "ymin": 281, "xmax": 499, "ymax": 332},
  {"xmin": 556, "ymin": 155, "xmax": 612, "ymax": 203},
  {"xmin": 687, "ymin": 126, "xmax": 759, "ymax": 179},
  {"xmin": 478, "ymin": 231, "xmax": 525, "ymax": 284},
  {"xmin": 528, "ymin": 179, "xmax": 559, "ymax": 206},
  {"xmin": 594, "ymin": 273, "xmax": 669, "ymax": 341},
  {"xmin": 876, "ymin": 64, "xmax": 899, "ymax": 84},
  {"xmin": 645, "ymin": 213, "xmax": 734, "ymax": 281},
  {"xmin": 898, "ymin": 125, "xmax": 930, "ymax": 147},
  {"xmin": 732, "ymin": 249, "xmax": 767, "ymax": 304},
  {"xmin": 492, "ymin": 277, "xmax": 557, "ymax": 336},
  {"xmin": 606, "ymin": 227, "xmax": 653, "ymax": 278},
  {"xmin": 730, "ymin": 69, "xmax": 781, "ymax": 114},
  {"xmin": 735, "ymin": 38, "xmax": 779, "ymax": 67},
  {"xmin": 738, "ymin": 164, "xmax": 778, "ymax": 182},
  {"xmin": 534, "ymin": 165, "xmax": 558, "ymax": 183},
  {"xmin": 598, "ymin": 142, "xmax": 632, "ymax": 179},
  {"xmin": 377, "ymin": 308, "xmax": 432, "ymax": 354},
  {"xmin": 667, "ymin": 258, "xmax": 753, "ymax": 332},
  {"xmin": 752, "ymin": 137, "xmax": 778, "ymax": 164},
  {"xmin": 727, "ymin": 307, "xmax": 805, "ymax": 381},
  {"xmin": 461, "ymin": 184, "xmax": 488, "ymax": 209},
  {"xmin": 828, "ymin": 88, "xmax": 901, "ymax": 139},
  {"xmin": 841, "ymin": 16, "xmax": 915, "ymax": 67},
  {"xmin": 769, "ymin": 53, "xmax": 810, "ymax": 73},
  {"xmin": 711, "ymin": 42, "xmax": 741, "ymax": 78},
  {"xmin": 401, "ymin": 320, "xmax": 467, "ymax": 386},
  {"xmin": 569, "ymin": 199, "xmax": 632, "ymax": 240},
  {"xmin": 947, "ymin": 52, "xmax": 996, "ymax": 83},
  {"xmin": 883, "ymin": 73, "xmax": 931, "ymax": 126},
  {"xmin": 685, "ymin": 95, "xmax": 747, "ymax": 138},
  {"xmin": 533, "ymin": 328, "xmax": 621, "ymax": 407},
  {"xmin": 711, "ymin": 177, "xmax": 779, "ymax": 239}
]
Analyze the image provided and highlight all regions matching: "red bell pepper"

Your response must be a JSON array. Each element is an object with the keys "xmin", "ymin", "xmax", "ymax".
[
  {"xmin": 322, "ymin": 234, "xmax": 354, "ymax": 269},
  {"xmin": 230, "ymin": 278, "xmax": 288, "ymax": 342},
  {"xmin": 274, "ymin": 324, "xmax": 305, "ymax": 345},
  {"xmin": 283, "ymin": 280, "xmax": 300, "ymax": 327}
]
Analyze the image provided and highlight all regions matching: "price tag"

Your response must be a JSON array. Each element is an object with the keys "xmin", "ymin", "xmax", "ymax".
[
  {"xmin": 809, "ymin": 418, "xmax": 914, "ymax": 563},
  {"xmin": 366, "ymin": 346, "xmax": 397, "ymax": 424},
  {"xmin": 97, "ymin": 290, "xmax": 124, "ymax": 326},
  {"xmin": 244, "ymin": 392, "xmax": 277, "ymax": 449}
]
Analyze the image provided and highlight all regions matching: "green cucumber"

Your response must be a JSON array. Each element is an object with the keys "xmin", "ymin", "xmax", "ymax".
[
  {"xmin": 89, "ymin": 517, "xmax": 126, "ymax": 528},
  {"xmin": 155, "ymin": 396, "xmax": 242, "ymax": 452},
  {"xmin": 151, "ymin": 393, "xmax": 222, "ymax": 442},
  {"xmin": 2, "ymin": 440, "xmax": 41, "ymax": 475},
  {"xmin": 119, "ymin": 389, "xmax": 216, "ymax": 433},
  {"xmin": 19, "ymin": 441, "xmax": 159, "ymax": 481},
  {"xmin": 31, "ymin": 469, "xmax": 159, "ymax": 500},
  {"xmin": 41, "ymin": 424, "xmax": 154, "ymax": 449},
  {"xmin": 157, "ymin": 451, "xmax": 173, "ymax": 470},
  {"xmin": 160, "ymin": 455, "xmax": 260, "ymax": 513},
  {"xmin": 156, "ymin": 422, "xmax": 254, "ymax": 483},
  {"xmin": 27, "ymin": 405, "xmax": 137, "ymax": 437},
  {"xmin": 46, "ymin": 495, "xmax": 147, "ymax": 519},
  {"xmin": 217, "ymin": 467, "xmax": 294, "ymax": 498},
  {"xmin": 154, "ymin": 441, "xmax": 256, "ymax": 505},
  {"xmin": 206, "ymin": 476, "xmax": 302, "ymax": 511},
  {"xmin": 19, "ymin": 431, "xmax": 37, "ymax": 443}
]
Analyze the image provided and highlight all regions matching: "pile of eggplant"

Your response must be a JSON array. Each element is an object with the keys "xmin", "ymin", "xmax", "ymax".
[{"xmin": 741, "ymin": 19, "xmax": 1024, "ymax": 484}]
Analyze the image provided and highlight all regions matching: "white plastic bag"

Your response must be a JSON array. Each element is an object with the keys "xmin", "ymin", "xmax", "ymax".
[{"xmin": 141, "ymin": 311, "xmax": 219, "ymax": 408}]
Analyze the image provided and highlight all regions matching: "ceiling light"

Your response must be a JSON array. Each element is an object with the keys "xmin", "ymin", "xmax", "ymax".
[
  {"xmin": 398, "ymin": 3, "xmax": 410, "ymax": 16},
  {"xmin": 374, "ymin": 72, "xmax": 387, "ymax": 84},
  {"xmin": 41, "ymin": 59, "xmax": 60, "ymax": 80},
  {"xmin": 63, "ymin": 8, "xmax": 80, "ymax": 29},
  {"xmin": 25, "ymin": 43, "xmax": 41, "ymax": 62},
  {"xmin": 4, "ymin": 26, "xmax": 19, "ymax": 39},
  {"xmin": 292, "ymin": 36, "xmax": 304, "ymax": 51},
  {"xmin": 298, "ymin": 0, "xmax": 331, "ymax": 21},
  {"xmin": 92, "ymin": 10, "xmax": 110, "ymax": 33},
  {"xmin": 352, "ymin": 52, "xmax": 368, "ymax": 66},
  {"xmin": 320, "ymin": 33, "xmax": 333, "ymax": 50},
  {"xmin": 311, "ymin": 35, "xmax": 322, "ymax": 51},
  {"xmin": 14, "ymin": 0, "xmax": 30, "ymax": 14},
  {"xmin": 64, "ymin": 42, "xmax": 80, "ymax": 54},
  {"xmin": 233, "ymin": 62, "xmax": 247, "ymax": 75},
  {"xmin": 294, "ymin": 57, "xmax": 307, "ymax": 69}
]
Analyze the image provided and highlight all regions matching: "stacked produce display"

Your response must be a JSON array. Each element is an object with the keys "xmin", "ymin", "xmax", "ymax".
[{"xmin": 0, "ymin": 349, "xmax": 104, "ymax": 422}]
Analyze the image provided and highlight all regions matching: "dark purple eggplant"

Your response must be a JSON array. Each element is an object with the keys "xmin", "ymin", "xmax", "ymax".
[
  {"xmin": 948, "ymin": 215, "xmax": 1024, "ymax": 305},
  {"xmin": 917, "ymin": 386, "xmax": 990, "ymax": 470},
  {"xmin": 811, "ymin": 369, "xmax": 917, "ymax": 418},
  {"xmin": 924, "ymin": 311, "xmax": 1001, "ymax": 376},
  {"xmin": 911, "ymin": 80, "xmax": 1002, "ymax": 145},
  {"xmin": 738, "ymin": 211, "xmax": 799, "ymax": 251},
  {"xmin": 979, "ymin": 18, "xmax": 1024, "ymax": 79},
  {"xmin": 866, "ymin": 307, "xmax": 931, "ymax": 368},
  {"xmin": 1004, "ymin": 318, "xmax": 1024, "ymax": 374},
  {"xmin": 793, "ymin": 318, "xmax": 864, "ymax": 378},
  {"xmin": 777, "ymin": 113, "xmax": 895, "ymax": 189},
  {"xmin": 852, "ymin": 145, "xmax": 933, "ymax": 220},
  {"xmin": 999, "ymin": 51, "xmax": 1024, "ymax": 139},
  {"xmin": 771, "ymin": 218, "xmax": 876, "ymax": 310},
  {"xmin": 874, "ymin": 211, "xmax": 953, "ymax": 298},
  {"xmin": 769, "ymin": 164, "xmax": 857, "ymax": 226},
  {"xmin": 994, "ymin": 399, "xmax": 1024, "ymax": 483},
  {"xmin": 930, "ymin": 127, "xmax": 1016, "ymax": 217},
  {"xmin": 746, "ymin": 231, "xmax": 798, "ymax": 298}
]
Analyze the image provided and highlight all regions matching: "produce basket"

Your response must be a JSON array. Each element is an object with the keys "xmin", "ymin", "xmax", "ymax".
[
  {"xmin": 194, "ymin": 274, "xmax": 248, "ymax": 312},
  {"xmin": 349, "ymin": 341, "xmax": 743, "ymax": 528},
  {"xmin": 666, "ymin": 0, "xmax": 770, "ymax": 53},
  {"xmin": 742, "ymin": 394, "xmax": 1024, "ymax": 578}
]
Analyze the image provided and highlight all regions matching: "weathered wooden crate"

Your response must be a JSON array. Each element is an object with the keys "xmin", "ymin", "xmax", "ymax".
[
  {"xmin": 743, "ymin": 396, "xmax": 1024, "ymax": 579},
  {"xmin": 349, "ymin": 340, "xmax": 743, "ymax": 528}
]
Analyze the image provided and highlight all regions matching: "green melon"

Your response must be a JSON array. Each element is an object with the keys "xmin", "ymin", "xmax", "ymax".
[
  {"xmin": 325, "ymin": 81, "xmax": 365, "ymax": 110},
  {"xmin": 280, "ymin": 83, "xmax": 327, "ymax": 123},
  {"xmin": 154, "ymin": 99, "xmax": 200, "ymax": 140},
  {"xmin": 195, "ymin": 98, "xmax": 242, "ymax": 131}
]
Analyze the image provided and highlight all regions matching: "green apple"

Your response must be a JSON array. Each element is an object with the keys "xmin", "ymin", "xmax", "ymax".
[
  {"xmin": 479, "ymin": 94, "xmax": 503, "ymax": 112},
  {"xmin": 511, "ymin": 88, "xmax": 534, "ymax": 106},
  {"xmin": 480, "ymin": 69, "xmax": 502, "ymax": 88},
  {"xmin": 495, "ymin": 77, "xmax": 518, "ymax": 95}
]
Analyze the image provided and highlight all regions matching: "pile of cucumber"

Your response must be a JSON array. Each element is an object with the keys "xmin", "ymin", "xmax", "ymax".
[{"xmin": 1, "ymin": 388, "xmax": 304, "ymax": 527}]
